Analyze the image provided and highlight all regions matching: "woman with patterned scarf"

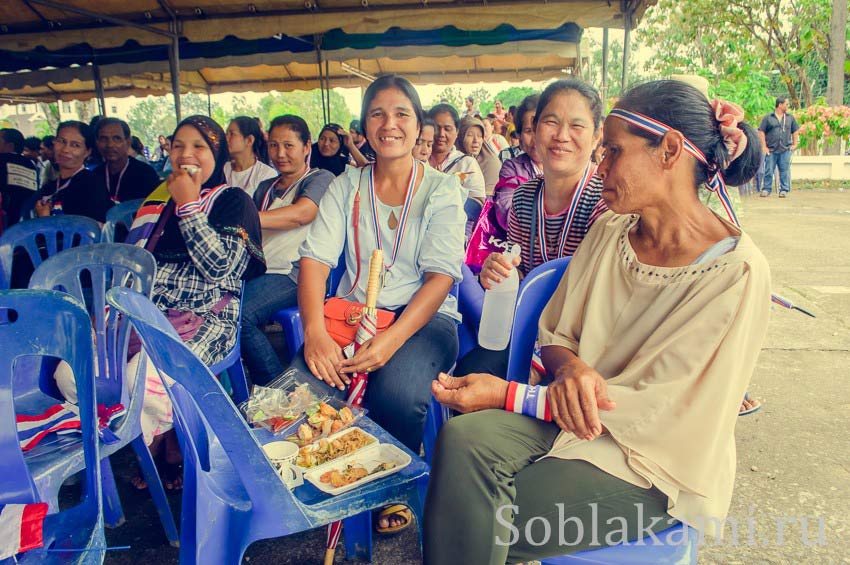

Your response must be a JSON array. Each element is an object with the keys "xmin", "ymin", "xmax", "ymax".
[{"xmin": 122, "ymin": 115, "xmax": 265, "ymax": 488}]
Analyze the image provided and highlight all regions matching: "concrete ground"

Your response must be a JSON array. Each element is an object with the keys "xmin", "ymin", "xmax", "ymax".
[{"xmin": 96, "ymin": 189, "xmax": 850, "ymax": 564}]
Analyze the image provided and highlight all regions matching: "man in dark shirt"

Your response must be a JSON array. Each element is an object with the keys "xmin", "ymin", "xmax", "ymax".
[
  {"xmin": 0, "ymin": 128, "xmax": 38, "ymax": 228},
  {"xmin": 758, "ymin": 96, "xmax": 800, "ymax": 198},
  {"xmin": 93, "ymin": 118, "xmax": 161, "ymax": 203}
]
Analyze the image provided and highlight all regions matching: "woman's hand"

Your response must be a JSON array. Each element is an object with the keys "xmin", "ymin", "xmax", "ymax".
[
  {"xmin": 34, "ymin": 198, "xmax": 52, "ymax": 218},
  {"xmin": 431, "ymin": 372, "xmax": 508, "ymax": 413},
  {"xmin": 547, "ymin": 365, "xmax": 616, "ymax": 440},
  {"xmin": 338, "ymin": 330, "xmax": 403, "ymax": 374},
  {"xmin": 166, "ymin": 168, "xmax": 201, "ymax": 207},
  {"xmin": 479, "ymin": 251, "xmax": 520, "ymax": 290},
  {"xmin": 337, "ymin": 128, "xmax": 356, "ymax": 150},
  {"xmin": 303, "ymin": 328, "xmax": 348, "ymax": 390}
]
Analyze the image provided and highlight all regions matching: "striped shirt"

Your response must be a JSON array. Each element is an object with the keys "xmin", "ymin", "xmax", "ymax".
[{"xmin": 507, "ymin": 175, "xmax": 607, "ymax": 276}]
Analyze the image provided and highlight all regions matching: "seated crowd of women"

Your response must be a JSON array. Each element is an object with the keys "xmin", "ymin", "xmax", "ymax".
[{"xmin": 47, "ymin": 73, "xmax": 769, "ymax": 560}]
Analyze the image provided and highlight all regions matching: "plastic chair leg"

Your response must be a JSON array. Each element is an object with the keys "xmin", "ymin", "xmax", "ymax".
[
  {"xmin": 101, "ymin": 458, "xmax": 126, "ymax": 528},
  {"xmin": 228, "ymin": 359, "xmax": 250, "ymax": 404},
  {"xmin": 343, "ymin": 511, "xmax": 373, "ymax": 562},
  {"xmin": 131, "ymin": 435, "xmax": 180, "ymax": 546}
]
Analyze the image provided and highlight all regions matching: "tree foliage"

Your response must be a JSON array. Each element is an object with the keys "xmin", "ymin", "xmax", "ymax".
[
  {"xmin": 430, "ymin": 87, "xmax": 464, "ymax": 111},
  {"xmin": 258, "ymin": 90, "xmax": 353, "ymax": 141},
  {"xmin": 489, "ymin": 86, "xmax": 538, "ymax": 112},
  {"xmin": 637, "ymin": 0, "xmax": 837, "ymax": 109}
]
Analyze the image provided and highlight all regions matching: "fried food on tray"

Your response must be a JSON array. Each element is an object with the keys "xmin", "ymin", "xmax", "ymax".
[
  {"xmin": 319, "ymin": 465, "xmax": 370, "ymax": 488},
  {"xmin": 296, "ymin": 429, "xmax": 374, "ymax": 468},
  {"xmin": 288, "ymin": 401, "xmax": 360, "ymax": 445}
]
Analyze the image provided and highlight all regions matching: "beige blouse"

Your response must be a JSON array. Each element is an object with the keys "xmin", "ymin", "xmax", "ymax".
[{"xmin": 538, "ymin": 211, "xmax": 771, "ymax": 537}]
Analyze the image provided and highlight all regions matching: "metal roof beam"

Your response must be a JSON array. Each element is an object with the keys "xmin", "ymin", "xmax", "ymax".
[{"xmin": 25, "ymin": 0, "xmax": 176, "ymax": 38}]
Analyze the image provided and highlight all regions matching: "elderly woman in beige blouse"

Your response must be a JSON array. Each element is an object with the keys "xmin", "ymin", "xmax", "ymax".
[{"xmin": 423, "ymin": 80, "xmax": 770, "ymax": 564}]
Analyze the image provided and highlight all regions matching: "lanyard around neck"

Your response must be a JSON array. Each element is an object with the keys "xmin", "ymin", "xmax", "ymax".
[
  {"xmin": 105, "ymin": 159, "xmax": 130, "ymax": 202},
  {"xmin": 537, "ymin": 163, "xmax": 594, "ymax": 263},
  {"xmin": 55, "ymin": 165, "xmax": 85, "ymax": 194},
  {"xmin": 261, "ymin": 166, "xmax": 315, "ymax": 211},
  {"xmin": 368, "ymin": 161, "xmax": 417, "ymax": 271}
]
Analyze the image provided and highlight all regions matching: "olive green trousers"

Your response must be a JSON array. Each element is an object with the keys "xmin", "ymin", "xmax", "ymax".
[{"xmin": 423, "ymin": 410, "xmax": 677, "ymax": 564}]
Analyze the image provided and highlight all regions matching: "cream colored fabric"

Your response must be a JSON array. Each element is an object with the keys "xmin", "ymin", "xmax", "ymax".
[{"xmin": 538, "ymin": 211, "xmax": 771, "ymax": 537}]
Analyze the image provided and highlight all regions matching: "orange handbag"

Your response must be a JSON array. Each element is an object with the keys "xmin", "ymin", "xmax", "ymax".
[{"xmin": 322, "ymin": 170, "xmax": 396, "ymax": 348}]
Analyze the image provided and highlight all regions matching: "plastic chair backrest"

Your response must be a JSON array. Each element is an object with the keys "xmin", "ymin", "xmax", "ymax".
[
  {"xmin": 506, "ymin": 257, "xmax": 571, "ymax": 382},
  {"xmin": 105, "ymin": 287, "xmax": 309, "ymax": 527},
  {"xmin": 0, "ymin": 215, "xmax": 101, "ymax": 289},
  {"xmin": 29, "ymin": 243, "xmax": 156, "ymax": 406},
  {"xmin": 0, "ymin": 290, "xmax": 100, "ymax": 505},
  {"xmin": 102, "ymin": 199, "xmax": 144, "ymax": 243}
]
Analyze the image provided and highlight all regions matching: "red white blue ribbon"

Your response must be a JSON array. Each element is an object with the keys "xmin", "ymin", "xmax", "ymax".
[
  {"xmin": 0, "ymin": 502, "xmax": 48, "ymax": 559},
  {"xmin": 609, "ymin": 109, "xmax": 739, "ymax": 226},
  {"xmin": 537, "ymin": 163, "xmax": 594, "ymax": 263},
  {"xmin": 368, "ymin": 162, "xmax": 417, "ymax": 272}
]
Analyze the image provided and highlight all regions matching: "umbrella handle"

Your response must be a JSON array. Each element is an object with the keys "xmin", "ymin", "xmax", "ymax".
[
  {"xmin": 324, "ymin": 548, "xmax": 336, "ymax": 565},
  {"xmin": 366, "ymin": 249, "xmax": 383, "ymax": 310}
]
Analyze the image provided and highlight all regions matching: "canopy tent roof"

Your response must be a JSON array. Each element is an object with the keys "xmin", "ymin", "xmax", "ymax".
[
  {"xmin": 0, "ymin": 24, "xmax": 581, "ymax": 101},
  {"xmin": 0, "ymin": 0, "xmax": 653, "ymax": 52}
]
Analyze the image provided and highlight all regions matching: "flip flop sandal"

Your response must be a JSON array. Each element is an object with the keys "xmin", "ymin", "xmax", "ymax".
[
  {"xmin": 162, "ymin": 461, "xmax": 184, "ymax": 491},
  {"xmin": 375, "ymin": 504, "xmax": 412, "ymax": 535},
  {"xmin": 738, "ymin": 393, "xmax": 762, "ymax": 417}
]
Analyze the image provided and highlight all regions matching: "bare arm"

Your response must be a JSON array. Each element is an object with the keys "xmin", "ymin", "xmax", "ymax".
[
  {"xmin": 258, "ymin": 197, "xmax": 319, "ymax": 230},
  {"xmin": 298, "ymin": 257, "xmax": 347, "ymax": 389}
]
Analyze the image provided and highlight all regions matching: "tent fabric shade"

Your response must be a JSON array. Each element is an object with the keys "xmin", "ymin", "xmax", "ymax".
[
  {"xmin": 0, "ymin": 53, "xmax": 581, "ymax": 102},
  {"xmin": 0, "ymin": 0, "xmax": 652, "ymax": 52},
  {"xmin": 0, "ymin": 24, "xmax": 582, "ymax": 101}
]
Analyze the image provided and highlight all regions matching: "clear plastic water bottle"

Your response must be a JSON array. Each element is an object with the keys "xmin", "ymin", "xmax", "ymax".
[{"xmin": 478, "ymin": 244, "xmax": 521, "ymax": 351}]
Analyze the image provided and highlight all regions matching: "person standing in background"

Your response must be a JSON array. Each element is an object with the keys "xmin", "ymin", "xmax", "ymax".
[{"xmin": 758, "ymin": 97, "xmax": 799, "ymax": 198}]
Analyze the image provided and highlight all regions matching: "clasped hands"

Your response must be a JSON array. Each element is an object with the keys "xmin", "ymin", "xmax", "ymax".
[{"xmin": 304, "ymin": 328, "xmax": 403, "ymax": 391}]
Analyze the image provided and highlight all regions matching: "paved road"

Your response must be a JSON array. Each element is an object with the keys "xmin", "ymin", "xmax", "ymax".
[{"xmin": 97, "ymin": 189, "xmax": 850, "ymax": 564}]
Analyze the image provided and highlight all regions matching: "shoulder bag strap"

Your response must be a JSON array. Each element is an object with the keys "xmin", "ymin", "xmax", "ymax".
[{"xmin": 339, "ymin": 168, "xmax": 365, "ymax": 298}]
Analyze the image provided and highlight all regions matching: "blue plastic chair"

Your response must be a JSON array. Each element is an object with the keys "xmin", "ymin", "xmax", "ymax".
[
  {"xmin": 101, "ymin": 199, "xmax": 144, "ymax": 243},
  {"xmin": 106, "ymin": 287, "xmax": 431, "ymax": 563},
  {"xmin": 209, "ymin": 281, "xmax": 250, "ymax": 404},
  {"xmin": 0, "ymin": 289, "xmax": 105, "ymax": 562},
  {"xmin": 0, "ymin": 215, "xmax": 100, "ymax": 289},
  {"xmin": 540, "ymin": 523, "xmax": 698, "ymax": 564},
  {"xmin": 28, "ymin": 243, "xmax": 178, "ymax": 544},
  {"xmin": 506, "ymin": 257, "xmax": 572, "ymax": 382}
]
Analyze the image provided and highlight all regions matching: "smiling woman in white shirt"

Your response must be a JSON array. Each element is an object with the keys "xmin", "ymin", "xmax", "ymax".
[{"xmin": 292, "ymin": 77, "xmax": 465, "ymax": 532}]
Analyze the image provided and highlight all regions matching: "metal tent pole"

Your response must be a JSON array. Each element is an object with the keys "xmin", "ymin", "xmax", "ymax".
[
  {"xmin": 621, "ymin": 7, "xmax": 632, "ymax": 94},
  {"xmin": 602, "ymin": 27, "xmax": 609, "ymax": 100},
  {"xmin": 92, "ymin": 62, "xmax": 106, "ymax": 116}
]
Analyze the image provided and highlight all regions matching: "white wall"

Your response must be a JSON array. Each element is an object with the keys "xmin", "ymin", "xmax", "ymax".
[{"xmin": 791, "ymin": 156, "xmax": 850, "ymax": 181}]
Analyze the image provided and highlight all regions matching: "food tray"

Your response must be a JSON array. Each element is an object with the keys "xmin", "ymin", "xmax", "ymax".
[
  {"xmin": 283, "ymin": 396, "xmax": 367, "ymax": 445},
  {"xmin": 303, "ymin": 443, "xmax": 411, "ymax": 496},
  {"xmin": 239, "ymin": 369, "xmax": 325, "ymax": 437},
  {"xmin": 293, "ymin": 426, "xmax": 379, "ymax": 471}
]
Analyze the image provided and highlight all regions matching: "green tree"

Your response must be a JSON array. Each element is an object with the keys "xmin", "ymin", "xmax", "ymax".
[
  {"xmin": 38, "ymin": 102, "xmax": 61, "ymax": 134},
  {"xmin": 490, "ymin": 87, "xmax": 538, "ymax": 111},
  {"xmin": 467, "ymin": 87, "xmax": 492, "ymax": 115},
  {"xmin": 258, "ymin": 90, "xmax": 353, "ymax": 141},
  {"xmin": 430, "ymin": 87, "xmax": 464, "ymax": 111},
  {"xmin": 638, "ymin": 0, "xmax": 835, "ymax": 108},
  {"xmin": 585, "ymin": 36, "xmax": 649, "ymax": 100}
]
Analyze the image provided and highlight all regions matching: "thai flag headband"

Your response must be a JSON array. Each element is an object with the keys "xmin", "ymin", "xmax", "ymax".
[{"xmin": 608, "ymin": 108, "xmax": 739, "ymax": 226}]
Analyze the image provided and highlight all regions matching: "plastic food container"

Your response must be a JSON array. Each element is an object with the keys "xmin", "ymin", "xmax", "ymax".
[
  {"xmin": 293, "ymin": 426, "xmax": 379, "ymax": 471},
  {"xmin": 303, "ymin": 443, "xmax": 411, "ymax": 496}
]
